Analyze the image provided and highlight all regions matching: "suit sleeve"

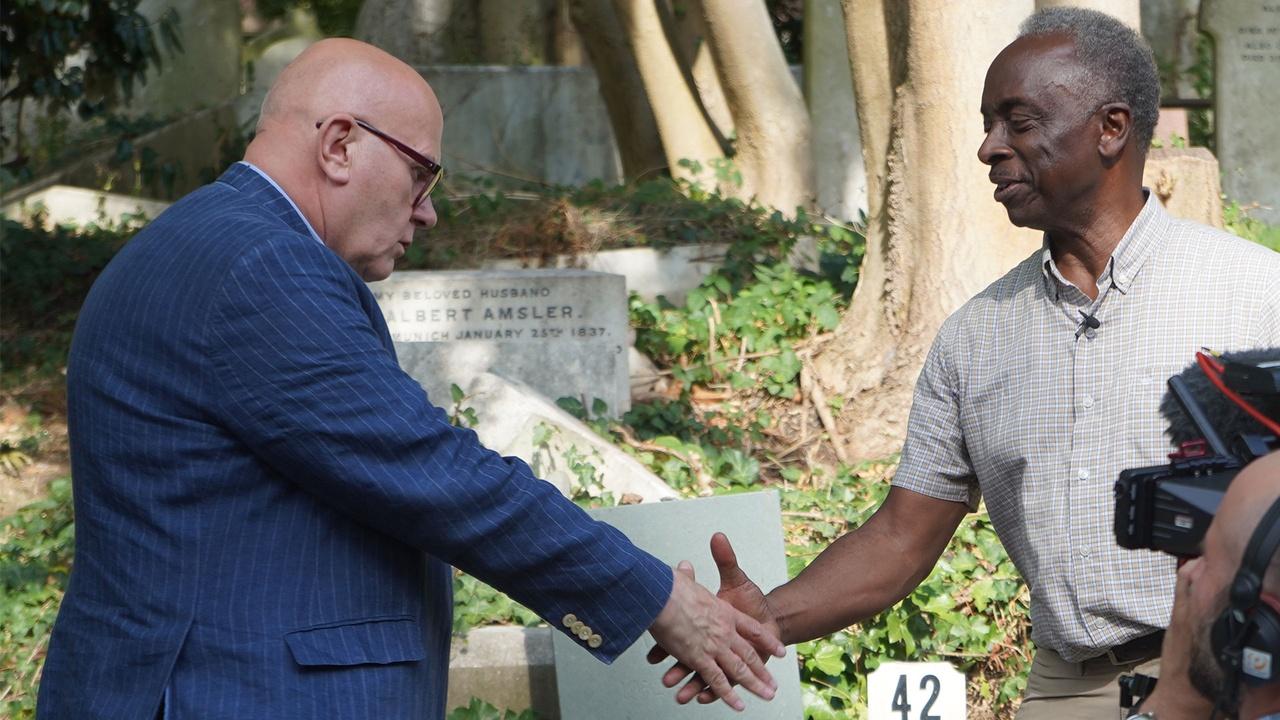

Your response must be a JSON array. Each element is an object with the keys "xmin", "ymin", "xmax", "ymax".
[{"xmin": 205, "ymin": 237, "xmax": 672, "ymax": 662}]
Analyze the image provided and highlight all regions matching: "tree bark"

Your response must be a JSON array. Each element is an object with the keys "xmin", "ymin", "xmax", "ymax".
[
  {"xmin": 611, "ymin": 0, "xmax": 724, "ymax": 186},
  {"xmin": 552, "ymin": 0, "xmax": 586, "ymax": 65},
  {"xmin": 568, "ymin": 0, "xmax": 667, "ymax": 180},
  {"xmin": 812, "ymin": 0, "xmax": 1040, "ymax": 461},
  {"xmin": 699, "ymin": 0, "xmax": 814, "ymax": 213}
]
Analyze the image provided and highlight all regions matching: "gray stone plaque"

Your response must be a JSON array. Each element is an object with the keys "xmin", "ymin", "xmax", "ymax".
[
  {"xmin": 553, "ymin": 491, "xmax": 802, "ymax": 719},
  {"xmin": 369, "ymin": 269, "xmax": 630, "ymax": 414},
  {"xmin": 1202, "ymin": 0, "xmax": 1280, "ymax": 224}
]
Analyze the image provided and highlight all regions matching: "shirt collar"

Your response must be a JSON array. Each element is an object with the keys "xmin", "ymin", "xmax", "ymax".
[
  {"xmin": 236, "ymin": 161, "xmax": 324, "ymax": 246},
  {"xmin": 1040, "ymin": 189, "xmax": 1168, "ymax": 298}
]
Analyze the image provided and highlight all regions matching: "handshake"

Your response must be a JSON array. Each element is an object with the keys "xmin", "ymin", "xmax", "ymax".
[{"xmin": 645, "ymin": 533, "xmax": 784, "ymax": 712}]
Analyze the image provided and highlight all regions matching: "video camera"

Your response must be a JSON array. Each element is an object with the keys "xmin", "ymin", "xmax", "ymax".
[{"xmin": 1113, "ymin": 349, "xmax": 1280, "ymax": 557}]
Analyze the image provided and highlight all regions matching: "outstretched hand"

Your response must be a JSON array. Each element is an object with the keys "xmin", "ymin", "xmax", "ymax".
[
  {"xmin": 646, "ymin": 550, "xmax": 785, "ymax": 711},
  {"xmin": 647, "ymin": 532, "xmax": 784, "ymax": 706}
]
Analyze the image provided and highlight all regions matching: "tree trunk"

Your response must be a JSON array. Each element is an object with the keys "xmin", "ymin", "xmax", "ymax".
[
  {"xmin": 611, "ymin": 0, "xmax": 724, "ymax": 185},
  {"xmin": 552, "ymin": 0, "xmax": 586, "ymax": 65},
  {"xmin": 479, "ymin": 0, "xmax": 556, "ymax": 64},
  {"xmin": 1036, "ymin": 0, "xmax": 1139, "ymax": 29},
  {"xmin": 568, "ymin": 0, "xmax": 667, "ymax": 180},
  {"xmin": 699, "ymin": 0, "xmax": 814, "ymax": 213},
  {"xmin": 812, "ymin": 0, "xmax": 1040, "ymax": 461},
  {"xmin": 666, "ymin": 0, "xmax": 734, "ymax": 150}
]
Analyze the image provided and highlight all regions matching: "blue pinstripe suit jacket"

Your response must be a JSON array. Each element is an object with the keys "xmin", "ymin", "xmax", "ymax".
[{"xmin": 37, "ymin": 164, "xmax": 672, "ymax": 720}]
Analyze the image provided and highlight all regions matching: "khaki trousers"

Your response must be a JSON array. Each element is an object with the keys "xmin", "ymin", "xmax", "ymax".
[{"xmin": 1015, "ymin": 647, "xmax": 1161, "ymax": 720}]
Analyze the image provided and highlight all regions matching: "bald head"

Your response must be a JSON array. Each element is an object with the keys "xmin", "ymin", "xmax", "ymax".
[
  {"xmin": 253, "ymin": 38, "xmax": 441, "ymax": 147},
  {"xmin": 244, "ymin": 38, "xmax": 444, "ymax": 280},
  {"xmin": 1218, "ymin": 452, "xmax": 1280, "ymax": 591}
]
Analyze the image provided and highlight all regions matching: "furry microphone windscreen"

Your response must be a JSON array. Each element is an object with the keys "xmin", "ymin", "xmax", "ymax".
[{"xmin": 1159, "ymin": 348, "xmax": 1280, "ymax": 447}]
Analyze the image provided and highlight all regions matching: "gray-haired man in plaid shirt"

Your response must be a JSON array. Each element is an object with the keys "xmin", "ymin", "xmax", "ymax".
[{"xmin": 654, "ymin": 7, "xmax": 1280, "ymax": 719}]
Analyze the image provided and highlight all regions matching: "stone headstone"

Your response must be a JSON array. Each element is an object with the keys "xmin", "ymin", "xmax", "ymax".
[
  {"xmin": 136, "ymin": 0, "xmax": 241, "ymax": 117},
  {"xmin": 484, "ymin": 243, "xmax": 728, "ymax": 305},
  {"xmin": 1201, "ymin": 0, "xmax": 1280, "ymax": 223},
  {"xmin": 460, "ymin": 373, "xmax": 676, "ymax": 503},
  {"xmin": 804, "ymin": 0, "xmax": 868, "ymax": 221},
  {"xmin": 553, "ymin": 492, "xmax": 803, "ymax": 719},
  {"xmin": 1, "ymin": 185, "xmax": 170, "ymax": 229},
  {"xmin": 1142, "ymin": 147, "xmax": 1225, "ymax": 228},
  {"xmin": 448, "ymin": 627, "xmax": 560, "ymax": 719},
  {"xmin": 420, "ymin": 66, "xmax": 623, "ymax": 186},
  {"xmin": 370, "ymin": 269, "xmax": 631, "ymax": 415}
]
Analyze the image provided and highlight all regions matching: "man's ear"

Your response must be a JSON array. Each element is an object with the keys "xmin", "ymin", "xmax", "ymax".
[
  {"xmin": 1098, "ymin": 102, "xmax": 1134, "ymax": 163},
  {"xmin": 316, "ymin": 116, "xmax": 357, "ymax": 185},
  {"xmin": 1260, "ymin": 591, "xmax": 1280, "ymax": 615}
]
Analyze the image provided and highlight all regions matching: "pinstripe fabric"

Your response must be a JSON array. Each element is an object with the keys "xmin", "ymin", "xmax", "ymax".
[
  {"xmin": 895, "ymin": 192, "xmax": 1280, "ymax": 663},
  {"xmin": 37, "ymin": 164, "xmax": 673, "ymax": 720}
]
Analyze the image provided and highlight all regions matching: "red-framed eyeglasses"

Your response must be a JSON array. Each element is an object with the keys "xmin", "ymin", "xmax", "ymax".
[{"xmin": 315, "ymin": 117, "xmax": 444, "ymax": 208}]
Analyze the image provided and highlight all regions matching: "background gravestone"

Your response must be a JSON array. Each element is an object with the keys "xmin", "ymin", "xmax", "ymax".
[
  {"xmin": 369, "ymin": 269, "xmax": 631, "ymax": 414},
  {"xmin": 804, "ymin": 0, "xmax": 868, "ymax": 222},
  {"xmin": 1201, "ymin": 0, "xmax": 1280, "ymax": 224},
  {"xmin": 553, "ymin": 492, "xmax": 802, "ymax": 719}
]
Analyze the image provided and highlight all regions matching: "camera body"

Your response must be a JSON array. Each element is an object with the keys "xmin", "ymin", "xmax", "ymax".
[
  {"xmin": 1113, "ymin": 355, "xmax": 1279, "ymax": 557},
  {"xmin": 1114, "ymin": 453, "xmax": 1241, "ymax": 557}
]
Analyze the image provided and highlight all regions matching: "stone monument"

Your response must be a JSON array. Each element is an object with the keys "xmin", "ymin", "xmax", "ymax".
[
  {"xmin": 1201, "ymin": 0, "xmax": 1280, "ymax": 223},
  {"xmin": 369, "ymin": 269, "xmax": 631, "ymax": 415},
  {"xmin": 553, "ymin": 492, "xmax": 803, "ymax": 719}
]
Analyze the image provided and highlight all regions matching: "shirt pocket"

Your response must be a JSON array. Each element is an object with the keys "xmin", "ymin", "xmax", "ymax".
[
  {"xmin": 285, "ymin": 616, "xmax": 426, "ymax": 667},
  {"xmin": 1120, "ymin": 363, "xmax": 1187, "ymax": 464}
]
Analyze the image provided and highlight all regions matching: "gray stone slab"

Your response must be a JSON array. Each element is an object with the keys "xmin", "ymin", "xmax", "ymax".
[
  {"xmin": 462, "ymin": 373, "xmax": 675, "ymax": 503},
  {"xmin": 484, "ymin": 243, "xmax": 728, "ymax": 305},
  {"xmin": 1202, "ymin": 0, "xmax": 1280, "ymax": 223},
  {"xmin": 554, "ymin": 491, "xmax": 802, "ymax": 720},
  {"xmin": 370, "ymin": 269, "xmax": 630, "ymax": 415},
  {"xmin": 420, "ymin": 65, "xmax": 623, "ymax": 187},
  {"xmin": 1, "ymin": 185, "xmax": 170, "ymax": 228},
  {"xmin": 448, "ymin": 627, "xmax": 560, "ymax": 719}
]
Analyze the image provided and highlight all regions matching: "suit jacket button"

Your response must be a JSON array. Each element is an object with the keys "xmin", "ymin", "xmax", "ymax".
[
  {"xmin": 578, "ymin": 626, "xmax": 591, "ymax": 640},
  {"xmin": 588, "ymin": 634, "xmax": 602, "ymax": 649},
  {"xmin": 563, "ymin": 614, "xmax": 578, "ymax": 628}
]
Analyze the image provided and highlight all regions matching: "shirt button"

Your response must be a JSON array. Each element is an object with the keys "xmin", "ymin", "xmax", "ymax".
[
  {"xmin": 1079, "ymin": 547, "xmax": 1091, "ymax": 558},
  {"xmin": 1077, "ymin": 468, "xmax": 1090, "ymax": 481},
  {"xmin": 1082, "ymin": 395, "xmax": 1095, "ymax": 409}
]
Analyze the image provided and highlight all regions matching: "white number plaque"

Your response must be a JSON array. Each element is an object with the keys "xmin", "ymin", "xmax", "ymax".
[{"xmin": 868, "ymin": 661, "xmax": 966, "ymax": 720}]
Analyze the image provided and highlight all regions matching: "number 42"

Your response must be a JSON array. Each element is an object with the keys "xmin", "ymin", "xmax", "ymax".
[{"xmin": 892, "ymin": 674, "xmax": 942, "ymax": 720}]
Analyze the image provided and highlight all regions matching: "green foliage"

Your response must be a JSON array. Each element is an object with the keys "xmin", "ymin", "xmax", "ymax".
[
  {"xmin": 780, "ymin": 475, "xmax": 1030, "ymax": 719},
  {"xmin": 0, "ymin": 212, "xmax": 143, "ymax": 378},
  {"xmin": 451, "ymin": 571, "xmax": 543, "ymax": 636},
  {"xmin": 448, "ymin": 383, "xmax": 479, "ymax": 429},
  {"xmin": 447, "ymin": 698, "xmax": 540, "ymax": 720},
  {"xmin": 0, "ymin": 0, "xmax": 182, "ymax": 179},
  {"xmin": 1225, "ymin": 201, "xmax": 1280, "ymax": 252},
  {"xmin": 1186, "ymin": 33, "xmax": 1215, "ymax": 151},
  {"xmin": 254, "ymin": 0, "xmax": 365, "ymax": 38},
  {"xmin": 0, "ymin": 478, "xmax": 75, "ymax": 719},
  {"xmin": 630, "ymin": 260, "xmax": 849, "ymax": 400}
]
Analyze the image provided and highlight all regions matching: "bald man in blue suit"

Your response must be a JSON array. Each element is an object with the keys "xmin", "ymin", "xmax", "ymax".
[{"xmin": 37, "ymin": 39, "xmax": 782, "ymax": 720}]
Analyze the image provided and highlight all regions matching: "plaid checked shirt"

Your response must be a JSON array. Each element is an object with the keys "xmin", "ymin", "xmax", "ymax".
[{"xmin": 894, "ymin": 192, "xmax": 1280, "ymax": 662}]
